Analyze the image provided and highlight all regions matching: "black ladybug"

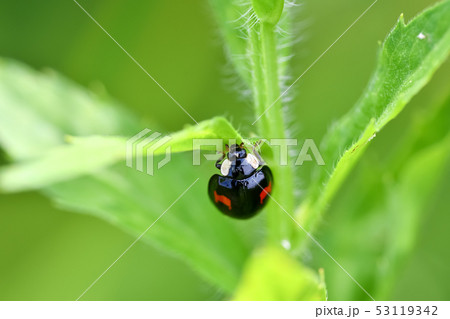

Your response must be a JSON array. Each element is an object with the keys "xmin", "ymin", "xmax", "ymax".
[{"xmin": 208, "ymin": 143, "xmax": 273, "ymax": 219}]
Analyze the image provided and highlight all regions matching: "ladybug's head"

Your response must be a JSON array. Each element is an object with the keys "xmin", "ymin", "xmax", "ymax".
[{"xmin": 227, "ymin": 144, "xmax": 247, "ymax": 162}]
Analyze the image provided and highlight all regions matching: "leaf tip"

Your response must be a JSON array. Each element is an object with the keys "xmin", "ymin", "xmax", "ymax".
[
  {"xmin": 398, "ymin": 13, "xmax": 406, "ymax": 26},
  {"xmin": 252, "ymin": 0, "xmax": 285, "ymax": 25}
]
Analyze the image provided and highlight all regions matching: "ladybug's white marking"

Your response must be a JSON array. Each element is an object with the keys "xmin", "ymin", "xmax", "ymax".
[
  {"xmin": 220, "ymin": 159, "xmax": 232, "ymax": 176},
  {"xmin": 246, "ymin": 153, "xmax": 260, "ymax": 169}
]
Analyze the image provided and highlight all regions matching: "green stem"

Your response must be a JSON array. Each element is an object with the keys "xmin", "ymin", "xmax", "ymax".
[
  {"xmin": 255, "ymin": 21, "xmax": 295, "ymax": 246},
  {"xmin": 249, "ymin": 27, "xmax": 269, "ymax": 135},
  {"xmin": 260, "ymin": 22, "xmax": 285, "ymax": 138}
]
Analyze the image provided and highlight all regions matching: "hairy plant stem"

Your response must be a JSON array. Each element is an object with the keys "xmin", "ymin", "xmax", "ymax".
[
  {"xmin": 249, "ymin": 27, "xmax": 269, "ymax": 134},
  {"xmin": 250, "ymin": 21, "xmax": 295, "ymax": 246}
]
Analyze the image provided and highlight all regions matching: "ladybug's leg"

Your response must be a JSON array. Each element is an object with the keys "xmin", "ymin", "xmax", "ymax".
[{"xmin": 253, "ymin": 139, "xmax": 263, "ymax": 148}]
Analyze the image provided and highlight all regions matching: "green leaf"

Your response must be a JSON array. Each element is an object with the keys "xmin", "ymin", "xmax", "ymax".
[
  {"xmin": 0, "ymin": 136, "xmax": 125, "ymax": 193},
  {"xmin": 308, "ymin": 97, "xmax": 450, "ymax": 300},
  {"xmin": 0, "ymin": 58, "xmax": 256, "ymax": 294},
  {"xmin": 300, "ymin": 0, "xmax": 450, "ymax": 230},
  {"xmin": 233, "ymin": 246, "xmax": 327, "ymax": 300},
  {"xmin": 376, "ymin": 132, "xmax": 450, "ymax": 298},
  {"xmin": 0, "ymin": 58, "xmax": 137, "ymax": 161},
  {"xmin": 46, "ymin": 156, "xmax": 257, "ymax": 295},
  {"xmin": 143, "ymin": 116, "xmax": 243, "ymax": 153},
  {"xmin": 0, "ymin": 117, "xmax": 242, "ymax": 193}
]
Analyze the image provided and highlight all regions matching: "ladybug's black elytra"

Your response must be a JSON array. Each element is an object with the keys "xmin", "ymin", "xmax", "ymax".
[{"xmin": 208, "ymin": 143, "xmax": 273, "ymax": 219}]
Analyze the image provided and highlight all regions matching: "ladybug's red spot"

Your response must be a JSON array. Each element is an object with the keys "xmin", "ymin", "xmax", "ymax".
[
  {"xmin": 259, "ymin": 181, "xmax": 272, "ymax": 204},
  {"xmin": 214, "ymin": 191, "xmax": 232, "ymax": 210}
]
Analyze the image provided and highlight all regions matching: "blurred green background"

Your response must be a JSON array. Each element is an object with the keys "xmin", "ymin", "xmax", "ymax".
[{"xmin": 0, "ymin": 0, "xmax": 449, "ymax": 300}]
